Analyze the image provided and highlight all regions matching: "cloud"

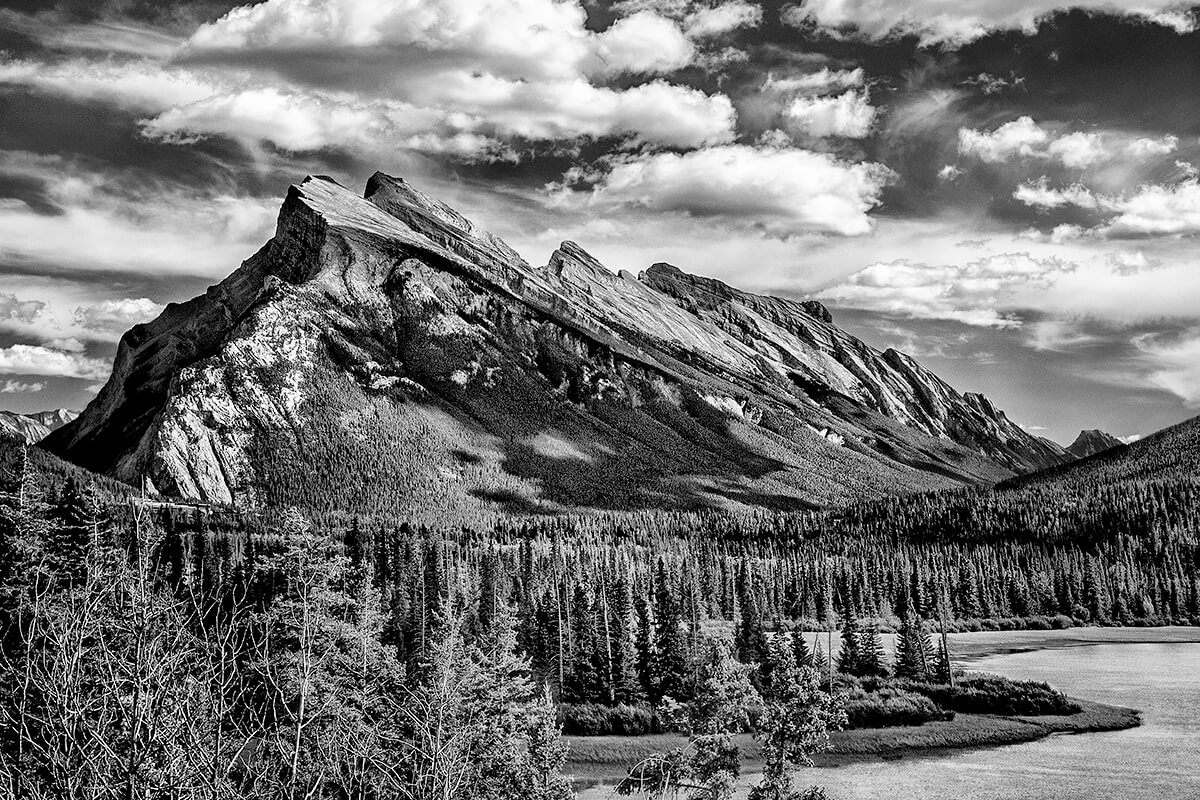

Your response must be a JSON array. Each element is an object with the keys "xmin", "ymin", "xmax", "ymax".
[
  {"xmin": 823, "ymin": 252, "xmax": 1074, "ymax": 327},
  {"xmin": 1014, "ymin": 177, "xmax": 1200, "ymax": 237},
  {"xmin": 1103, "ymin": 180, "xmax": 1200, "ymax": 237},
  {"xmin": 1134, "ymin": 330, "xmax": 1200, "ymax": 406},
  {"xmin": 594, "ymin": 11, "xmax": 695, "ymax": 74},
  {"xmin": 1046, "ymin": 131, "xmax": 1107, "ymax": 169},
  {"xmin": 779, "ymin": 0, "xmax": 1195, "ymax": 46},
  {"xmin": 1026, "ymin": 319, "xmax": 1098, "ymax": 352},
  {"xmin": 959, "ymin": 117, "xmax": 1183, "ymax": 171},
  {"xmin": 0, "ymin": 151, "xmax": 278, "ymax": 279},
  {"xmin": 0, "ymin": 1, "xmax": 738, "ymax": 158},
  {"xmin": 0, "ymin": 294, "xmax": 46, "ymax": 325},
  {"xmin": 937, "ymin": 164, "xmax": 962, "ymax": 181},
  {"xmin": 1126, "ymin": 135, "xmax": 1179, "ymax": 158},
  {"xmin": 684, "ymin": 1, "xmax": 762, "ymax": 38},
  {"xmin": 161, "ymin": 0, "xmax": 734, "ymax": 154},
  {"xmin": 785, "ymin": 90, "xmax": 878, "ymax": 138},
  {"xmin": 0, "ymin": 380, "xmax": 46, "ymax": 394},
  {"xmin": 763, "ymin": 67, "xmax": 864, "ymax": 95},
  {"xmin": 0, "ymin": 345, "xmax": 110, "ymax": 379},
  {"xmin": 1118, "ymin": 433, "xmax": 1142, "ymax": 444},
  {"xmin": 74, "ymin": 298, "xmax": 164, "ymax": 335},
  {"xmin": 1013, "ymin": 178, "xmax": 1101, "ymax": 210},
  {"xmin": 552, "ymin": 144, "xmax": 895, "ymax": 237},
  {"xmin": 958, "ymin": 116, "xmax": 1050, "ymax": 163}
]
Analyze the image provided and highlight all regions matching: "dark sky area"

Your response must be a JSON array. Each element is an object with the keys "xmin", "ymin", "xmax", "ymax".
[{"xmin": 1, "ymin": 0, "xmax": 1199, "ymax": 445}]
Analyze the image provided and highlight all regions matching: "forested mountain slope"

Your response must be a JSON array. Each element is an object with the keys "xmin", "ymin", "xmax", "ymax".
[
  {"xmin": 45, "ymin": 173, "xmax": 1067, "ymax": 517},
  {"xmin": 1002, "ymin": 414, "xmax": 1200, "ymax": 491}
]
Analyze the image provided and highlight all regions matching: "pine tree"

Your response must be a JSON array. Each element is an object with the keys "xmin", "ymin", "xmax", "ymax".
[
  {"xmin": 836, "ymin": 612, "xmax": 861, "ymax": 676},
  {"xmin": 856, "ymin": 622, "xmax": 886, "ymax": 678},
  {"xmin": 750, "ymin": 634, "xmax": 845, "ymax": 800},
  {"xmin": 650, "ymin": 560, "xmax": 690, "ymax": 702}
]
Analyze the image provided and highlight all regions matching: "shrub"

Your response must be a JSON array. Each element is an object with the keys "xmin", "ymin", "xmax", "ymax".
[
  {"xmin": 560, "ymin": 703, "xmax": 656, "ymax": 736},
  {"xmin": 1051, "ymin": 614, "xmax": 1074, "ymax": 629},
  {"xmin": 845, "ymin": 687, "xmax": 953, "ymax": 728},
  {"xmin": 904, "ymin": 674, "xmax": 1081, "ymax": 716}
]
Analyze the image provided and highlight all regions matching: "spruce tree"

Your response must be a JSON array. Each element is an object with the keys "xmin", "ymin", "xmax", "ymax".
[{"xmin": 836, "ymin": 612, "xmax": 861, "ymax": 676}]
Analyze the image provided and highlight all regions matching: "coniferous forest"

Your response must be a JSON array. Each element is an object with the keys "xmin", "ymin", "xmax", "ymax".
[{"xmin": 2, "ymin": 437, "xmax": 1195, "ymax": 798}]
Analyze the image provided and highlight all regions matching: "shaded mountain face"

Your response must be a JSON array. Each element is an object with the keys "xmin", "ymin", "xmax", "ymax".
[
  {"xmin": 44, "ymin": 174, "xmax": 1068, "ymax": 518},
  {"xmin": 1066, "ymin": 429, "xmax": 1123, "ymax": 459},
  {"xmin": 0, "ymin": 409, "xmax": 78, "ymax": 443}
]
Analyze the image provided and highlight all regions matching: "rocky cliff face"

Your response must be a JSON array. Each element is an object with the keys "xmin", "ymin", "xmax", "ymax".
[
  {"xmin": 45, "ymin": 173, "xmax": 1070, "ymax": 517},
  {"xmin": 0, "ymin": 409, "xmax": 78, "ymax": 443},
  {"xmin": 1066, "ymin": 429, "xmax": 1122, "ymax": 459}
]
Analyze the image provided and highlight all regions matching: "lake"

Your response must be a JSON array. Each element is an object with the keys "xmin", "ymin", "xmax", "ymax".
[{"xmin": 805, "ymin": 627, "xmax": 1200, "ymax": 799}]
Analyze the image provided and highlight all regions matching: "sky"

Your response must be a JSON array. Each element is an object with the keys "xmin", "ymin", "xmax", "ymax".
[{"xmin": 1, "ymin": 0, "xmax": 1200, "ymax": 446}]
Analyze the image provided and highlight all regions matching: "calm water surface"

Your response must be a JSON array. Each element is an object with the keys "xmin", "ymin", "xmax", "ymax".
[{"xmin": 808, "ymin": 636, "xmax": 1200, "ymax": 799}]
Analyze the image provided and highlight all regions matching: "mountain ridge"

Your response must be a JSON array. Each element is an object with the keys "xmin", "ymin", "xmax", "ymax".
[
  {"xmin": 45, "ymin": 173, "xmax": 1069, "ymax": 517},
  {"xmin": 0, "ymin": 408, "xmax": 78, "ymax": 443}
]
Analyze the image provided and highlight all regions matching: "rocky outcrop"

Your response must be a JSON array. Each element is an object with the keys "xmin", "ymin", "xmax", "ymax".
[{"xmin": 45, "ymin": 173, "xmax": 1070, "ymax": 516}]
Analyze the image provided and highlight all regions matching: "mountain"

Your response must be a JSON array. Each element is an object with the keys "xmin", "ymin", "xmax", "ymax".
[
  {"xmin": 0, "ymin": 408, "xmax": 78, "ymax": 443},
  {"xmin": 1003, "ymin": 414, "xmax": 1200, "ymax": 491},
  {"xmin": 1066, "ymin": 429, "xmax": 1122, "ymax": 459},
  {"xmin": 44, "ymin": 173, "xmax": 1068, "ymax": 518}
]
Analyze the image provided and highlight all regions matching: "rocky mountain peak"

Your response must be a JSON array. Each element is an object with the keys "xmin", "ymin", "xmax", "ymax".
[
  {"xmin": 1066, "ymin": 429, "xmax": 1123, "ymax": 459},
  {"xmin": 46, "ymin": 171, "xmax": 1071, "ymax": 515},
  {"xmin": 547, "ymin": 240, "xmax": 607, "ymax": 279}
]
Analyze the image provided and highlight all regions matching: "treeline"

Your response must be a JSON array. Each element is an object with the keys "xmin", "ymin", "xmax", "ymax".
[{"xmin": 139, "ymin": 478, "xmax": 1200, "ymax": 725}]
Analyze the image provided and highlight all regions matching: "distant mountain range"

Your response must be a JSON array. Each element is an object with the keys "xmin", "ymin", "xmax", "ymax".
[
  {"xmin": 0, "ymin": 409, "xmax": 78, "ymax": 443},
  {"xmin": 44, "ymin": 173, "xmax": 1078, "ymax": 517}
]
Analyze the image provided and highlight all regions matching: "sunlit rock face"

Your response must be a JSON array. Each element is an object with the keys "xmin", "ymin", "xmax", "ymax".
[
  {"xmin": 44, "ymin": 173, "xmax": 1069, "ymax": 518},
  {"xmin": 0, "ymin": 409, "xmax": 77, "ymax": 443}
]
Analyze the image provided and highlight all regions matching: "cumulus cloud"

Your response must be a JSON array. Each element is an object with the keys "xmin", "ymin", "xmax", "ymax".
[
  {"xmin": 74, "ymin": 298, "xmax": 164, "ymax": 335},
  {"xmin": 684, "ymin": 1, "xmax": 762, "ymax": 37},
  {"xmin": 785, "ymin": 90, "xmax": 878, "ymax": 138},
  {"xmin": 0, "ymin": 345, "xmax": 110, "ymax": 380},
  {"xmin": 959, "ymin": 117, "xmax": 1182, "ymax": 170},
  {"xmin": 1013, "ymin": 178, "xmax": 1101, "ymax": 210},
  {"xmin": 593, "ymin": 11, "xmax": 695, "ymax": 73},
  {"xmin": 1126, "ymin": 135, "xmax": 1179, "ymax": 158},
  {"xmin": 780, "ymin": 0, "xmax": 1194, "ymax": 46},
  {"xmin": 823, "ymin": 252, "xmax": 1074, "ymax": 327},
  {"xmin": 958, "ymin": 116, "xmax": 1050, "ymax": 163},
  {"xmin": 1014, "ymin": 177, "xmax": 1200, "ymax": 238},
  {"xmin": 0, "ymin": 0, "xmax": 738, "ymax": 157},
  {"xmin": 0, "ymin": 380, "xmax": 46, "ymax": 394},
  {"xmin": 552, "ymin": 144, "xmax": 894, "ymax": 237},
  {"xmin": 157, "ymin": 0, "xmax": 733, "ymax": 154},
  {"xmin": 1046, "ymin": 131, "xmax": 1107, "ymax": 169}
]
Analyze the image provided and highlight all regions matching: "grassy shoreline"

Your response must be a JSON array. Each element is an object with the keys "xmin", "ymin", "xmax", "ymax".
[{"xmin": 566, "ymin": 696, "xmax": 1139, "ymax": 785}]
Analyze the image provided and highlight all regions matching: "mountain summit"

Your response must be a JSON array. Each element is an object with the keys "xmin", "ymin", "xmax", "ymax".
[
  {"xmin": 1066, "ymin": 429, "xmax": 1123, "ymax": 459},
  {"xmin": 44, "ymin": 173, "xmax": 1068, "ymax": 517}
]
